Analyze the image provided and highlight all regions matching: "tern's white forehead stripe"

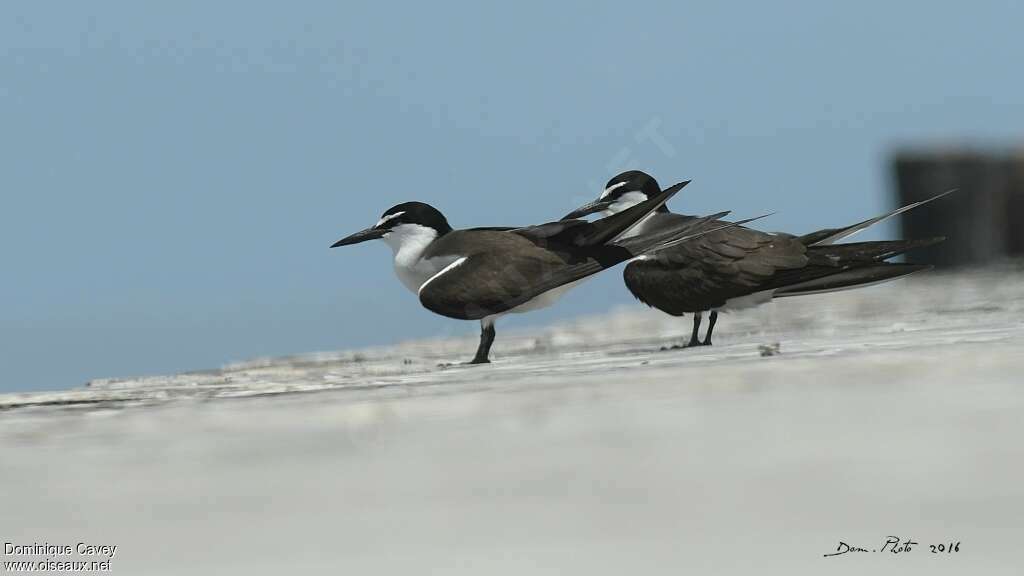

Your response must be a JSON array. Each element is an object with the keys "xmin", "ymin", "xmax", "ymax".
[
  {"xmin": 376, "ymin": 211, "xmax": 406, "ymax": 228},
  {"xmin": 600, "ymin": 181, "xmax": 629, "ymax": 200}
]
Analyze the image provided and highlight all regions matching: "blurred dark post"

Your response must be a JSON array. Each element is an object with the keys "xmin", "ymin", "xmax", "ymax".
[{"xmin": 892, "ymin": 149, "xmax": 1024, "ymax": 267}]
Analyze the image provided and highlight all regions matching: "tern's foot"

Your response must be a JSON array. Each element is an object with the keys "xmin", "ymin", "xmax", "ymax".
[
  {"xmin": 660, "ymin": 340, "xmax": 711, "ymax": 351},
  {"xmin": 661, "ymin": 343, "xmax": 696, "ymax": 351},
  {"xmin": 437, "ymin": 358, "xmax": 491, "ymax": 368}
]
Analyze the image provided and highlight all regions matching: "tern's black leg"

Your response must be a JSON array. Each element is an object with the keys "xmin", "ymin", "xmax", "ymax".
[
  {"xmin": 687, "ymin": 312, "xmax": 703, "ymax": 347},
  {"xmin": 468, "ymin": 321, "xmax": 495, "ymax": 364},
  {"xmin": 702, "ymin": 311, "xmax": 718, "ymax": 346}
]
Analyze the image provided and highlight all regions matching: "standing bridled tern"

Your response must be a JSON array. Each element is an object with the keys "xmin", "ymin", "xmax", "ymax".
[
  {"xmin": 564, "ymin": 170, "xmax": 950, "ymax": 349},
  {"xmin": 331, "ymin": 181, "xmax": 759, "ymax": 364}
]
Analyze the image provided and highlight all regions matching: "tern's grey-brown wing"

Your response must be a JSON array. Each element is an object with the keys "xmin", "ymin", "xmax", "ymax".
[
  {"xmin": 417, "ymin": 249, "xmax": 581, "ymax": 320},
  {"xmin": 623, "ymin": 226, "xmax": 810, "ymax": 314}
]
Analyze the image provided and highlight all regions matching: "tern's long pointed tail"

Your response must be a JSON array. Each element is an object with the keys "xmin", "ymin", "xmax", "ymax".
[{"xmin": 797, "ymin": 189, "xmax": 955, "ymax": 246}]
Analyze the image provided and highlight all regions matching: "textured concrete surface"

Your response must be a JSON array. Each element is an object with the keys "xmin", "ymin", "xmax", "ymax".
[{"xmin": 2, "ymin": 268, "xmax": 1023, "ymax": 574}]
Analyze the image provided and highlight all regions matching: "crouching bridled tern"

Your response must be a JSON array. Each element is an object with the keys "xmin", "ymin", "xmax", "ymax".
[
  {"xmin": 565, "ymin": 170, "xmax": 950, "ymax": 349},
  {"xmin": 331, "ymin": 181, "xmax": 764, "ymax": 364}
]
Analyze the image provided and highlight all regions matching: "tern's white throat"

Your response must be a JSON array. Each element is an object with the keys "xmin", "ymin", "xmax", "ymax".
[{"xmin": 381, "ymin": 223, "xmax": 447, "ymax": 293}]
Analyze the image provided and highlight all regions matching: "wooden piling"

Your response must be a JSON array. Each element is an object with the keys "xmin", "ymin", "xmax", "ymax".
[{"xmin": 891, "ymin": 149, "xmax": 1024, "ymax": 267}]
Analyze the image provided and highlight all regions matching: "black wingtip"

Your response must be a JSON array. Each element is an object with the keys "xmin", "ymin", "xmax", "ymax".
[
  {"xmin": 730, "ymin": 212, "xmax": 775, "ymax": 227},
  {"xmin": 578, "ymin": 178, "xmax": 693, "ymax": 247},
  {"xmin": 643, "ymin": 180, "xmax": 690, "ymax": 215},
  {"xmin": 661, "ymin": 180, "xmax": 691, "ymax": 195}
]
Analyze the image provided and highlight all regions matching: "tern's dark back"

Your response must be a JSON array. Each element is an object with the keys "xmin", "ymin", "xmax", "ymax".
[
  {"xmin": 623, "ymin": 213, "xmax": 810, "ymax": 314},
  {"xmin": 418, "ymin": 229, "xmax": 607, "ymax": 320}
]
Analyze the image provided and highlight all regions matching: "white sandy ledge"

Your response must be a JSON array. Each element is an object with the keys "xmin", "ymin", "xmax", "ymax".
[
  {"xmin": 3, "ymin": 268, "xmax": 1024, "ymax": 574},
  {"xmin": 2, "ymin": 267, "xmax": 1023, "ymax": 412}
]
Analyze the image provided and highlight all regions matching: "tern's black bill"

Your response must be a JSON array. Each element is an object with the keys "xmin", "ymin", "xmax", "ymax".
[
  {"xmin": 562, "ymin": 200, "xmax": 614, "ymax": 221},
  {"xmin": 330, "ymin": 227, "xmax": 387, "ymax": 247}
]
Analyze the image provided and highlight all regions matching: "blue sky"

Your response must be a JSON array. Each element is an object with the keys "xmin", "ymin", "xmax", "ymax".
[{"xmin": 2, "ymin": 1, "xmax": 1021, "ymax": 392}]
